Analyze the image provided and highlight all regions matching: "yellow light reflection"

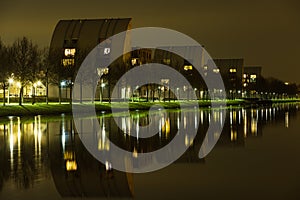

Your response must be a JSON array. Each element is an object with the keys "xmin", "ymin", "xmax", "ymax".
[
  {"xmin": 285, "ymin": 112, "xmax": 289, "ymax": 128},
  {"xmin": 98, "ymin": 124, "xmax": 110, "ymax": 151},
  {"xmin": 64, "ymin": 151, "xmax": 75, "ymax": 160},
  {"xmin": 251, "ymin": 118, "xmax": 257, "ymax": 135},
  {"xmin": 66, "ymin": 160, "xmax": 77, "ymax": 171},
  {"xmin": 230, "ymin": 129, "xmax": 237, "ymax": 141},
  {"xmin": 133, "ymin": 148, "xmax": 138, "ymax": 158},
  {"xmin": 165, "ymin": 118, "xmax": 170, "ymax": 137}
]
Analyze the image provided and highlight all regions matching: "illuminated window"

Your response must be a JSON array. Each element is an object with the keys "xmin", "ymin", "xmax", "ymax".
[
  {"xmin": 64, "ymin": 48, "xmax": 76, "ymax": 57},
  {"xmin": 229, "ymin": 68, "xmax": 237, "ymax": 73},
  {"xmin": 184, "ymin": 65, "xmax": 193, "ymax": 71},
  {"xmin": 213, "ymin": 68, "xmax": 220, "ymax": 73},
  {"xmin": 62, "ymin": 58, "xmax": 74, "ymax": 66},
  {"xmin": 243, "ymin": 74, "xmax": 247, "ymax": 78},
  {"xmin": 104, "ymin": 47, "xmax": 110, "ymax": 55},
  {"xmin": 250, "ymin": 74, "xmax": 257, "ymax": 83},
  {"xmin": 103, "ymin": 68, "xmax": 109, "ymax": 74},
  {"xmin": 131, "ymin": 58, "xmax": 138, "ymax": 66},
  {"xmin": 163, "ymin": 58, "xmax": 171, "ymax": 65}
]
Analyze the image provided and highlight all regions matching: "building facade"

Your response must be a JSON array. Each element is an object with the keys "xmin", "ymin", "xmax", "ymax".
[
  {"xmin": 243, "ymin": 66, "xmax": 262, "ymax": 97},
  {"xmin": 213, "ymin": 58, "xmax": 244, "ymax": 99},
  {"xmin": 49, "ymin": 18, "xmax": 132, "ymax": 101}
]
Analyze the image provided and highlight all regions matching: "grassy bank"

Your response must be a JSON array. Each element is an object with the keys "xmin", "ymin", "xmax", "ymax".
[{"xmin": 0, "ymin": 99, "xmax": 299, "ymax": 117}]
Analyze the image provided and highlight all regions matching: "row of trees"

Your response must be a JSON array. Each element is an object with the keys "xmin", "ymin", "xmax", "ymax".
[
  {"xmin": 0, "ymin": 37, "xmax": 82, "ymax": 106},
  {"xmin": 0, "ymin": 37, "xmax": 48, "ymax": 105},
  {"xmin": 0, "ymin": 36, "xmax": 299, "ymax": 106}
]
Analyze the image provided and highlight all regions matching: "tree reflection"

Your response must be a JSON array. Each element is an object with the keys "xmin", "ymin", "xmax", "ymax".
[{"xmin": 0, "ymin": 103, "xmax": 299, "ymax": 196}]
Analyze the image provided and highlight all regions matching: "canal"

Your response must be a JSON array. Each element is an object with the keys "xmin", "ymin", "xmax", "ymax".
[{"xmin": 0, "ymin": 103, "xmax": 299, "ymax": 199}]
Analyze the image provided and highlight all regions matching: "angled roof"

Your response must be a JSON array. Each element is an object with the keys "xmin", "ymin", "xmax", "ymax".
[{"xmin": 50, "ymin": 18, "xmax": 132, "ymax": 52}]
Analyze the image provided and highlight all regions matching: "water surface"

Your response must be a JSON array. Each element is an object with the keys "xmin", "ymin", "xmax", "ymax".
[{"xmin": 0, "ymin": 103, "xmax": 299, "ymax": 199}]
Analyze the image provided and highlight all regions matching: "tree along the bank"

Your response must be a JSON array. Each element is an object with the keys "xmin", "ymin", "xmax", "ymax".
[
  {"xmin": 11, "ymin": 37, "xmax": 40, "ymax": 105},
  {"xmin": 0, "ymin": 38, "xmax": 12, "ymax": 106}
]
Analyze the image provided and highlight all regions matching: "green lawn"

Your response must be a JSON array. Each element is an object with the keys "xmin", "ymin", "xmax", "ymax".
[{"xmin": 0, "ymin": 99, "xmax": 299, "ymax": 117}]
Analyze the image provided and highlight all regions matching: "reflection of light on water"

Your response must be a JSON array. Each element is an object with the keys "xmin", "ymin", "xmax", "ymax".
[
  {"xmin": 98, "ymin": 118, "xmax": 110, "ymax": 151},
  {"xmin": 251, "ymin": 118, "xmax": 257, "ymax": 135},
  {"xmin": 105, "ymin": 161, "xmax": 112, "ymax": 171},
  {"xmin": 195, "ymin": 111, "xmax": 198, "ymax": 130},
  {"xmin": 17, "ymin": 117, "xmax": 21, "ymax": 153},
  {"xmin": 214, "ymin": 132, "xmax": 220, "ymax": 140},
  {"xmin": 220, "ymin": 111, "xmax": 223, "ymax": 126},
  {"xmin": 184, "ymin": 135, "xmax": 193, "ymax": 147},
  {"xmin": 213, "ymin": 111, "xmax": 218, "ymax": 122},
  {"xmin": 230, "ymin": 129, "xmax": 237, "ymax": 141},
  {"xmin": 66, "ymin": 160, "xmax": 77, "ymax": 171},
  {"xmin": 62, "ymin": 115, "xmax": 66, "ymax": 152},
  {"xmin": 122, "ymin": 117, "xmax": 127, "ymax": 134},
  {"xmin": 250, "ymin": 109, "xmax": 258, "ymax": 136},
  {"xmin": 243, "ymin": 109, "xmax": 247, "ymax": 138},
  {"xmin": 136, "ymin": 117, "xmax": 139, "ymax": 140},
  {"xmin": 9, "ymin": 117, "xmax": 14, "ymax": 170},
  {"xmin": 285, "ymin": 112, "xmax": 289, "ymax": 128},
  {"xmin": 233, "ymin": 110, "xmax": 236, "ymax": 124},
  {"xmin": 177, "ymin": 115, "xmax": 180, "ymax": 130},
  {"xmin": 200, "ymin": 110, "xmax": 203, "ymax": 124},
  {"xmin": 159, "ymin": 118, "xmax": 162, "ymax": 138},
  {"xmin": 164, "ymin": 118, "xmax": 170, "ymax": 138},
  {"xmin": 183, "ymin": 114, "xmax": 187, "ymax": 129},
  {"xmin": 133, "ymin": 147, "xmax": 138, "ymax": 158},
  {"xmin": 230, "ymin": 110, "xmax": 233, "ymax": 125}
]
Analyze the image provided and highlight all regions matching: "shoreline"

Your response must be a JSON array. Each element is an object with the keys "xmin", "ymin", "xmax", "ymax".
[{"xmin": 0, "ymin": 99, "xmax": 299, "ymax": 118}]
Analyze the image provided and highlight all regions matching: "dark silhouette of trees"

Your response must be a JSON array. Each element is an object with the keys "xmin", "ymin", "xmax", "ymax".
[
  {"xmin": 10, "ymin": 37, "xmax": 40, "ymax": 105},
  {"xmin": 0, "ymin": 38, "xmax": 11, "ymax": 106}
]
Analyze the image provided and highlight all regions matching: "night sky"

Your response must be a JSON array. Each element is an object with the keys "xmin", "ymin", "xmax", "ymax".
[{"xmin": 1, "ymin": 0, "xmax": 299, "ymax": 84}]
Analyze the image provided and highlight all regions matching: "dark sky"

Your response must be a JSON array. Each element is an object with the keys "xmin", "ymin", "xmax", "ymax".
[{"xmin": 1, "ymin": 0, "xmax": 299, "ymax": 84}]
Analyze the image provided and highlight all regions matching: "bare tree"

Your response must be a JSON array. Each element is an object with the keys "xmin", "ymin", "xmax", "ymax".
[
  {"xmin": 0, "ymin": 38, "xmax": 12, "ymax": 106},
  {"xmin": 11, "ymin": 37, "xmax": 39, "ymax": 105},
  {"xmin": 38, "ymin": 47, "xmax": 50, "ymax": 104}
]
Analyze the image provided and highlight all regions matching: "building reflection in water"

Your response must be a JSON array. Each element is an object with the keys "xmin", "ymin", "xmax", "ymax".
[{"xmin": 0, "ymin": 103, "xmax": 299, "ymax": 197}]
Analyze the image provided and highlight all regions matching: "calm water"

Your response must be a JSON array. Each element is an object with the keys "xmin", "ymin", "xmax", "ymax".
[{"xmin": 0, "ymin": 103, "xmax": 300, "ymax": 200}]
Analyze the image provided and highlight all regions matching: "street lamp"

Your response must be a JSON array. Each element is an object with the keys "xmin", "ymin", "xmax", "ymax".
[
  {"xmin": 100, "ymin": 83, "xmax": 106, "ymax": 103},
  {"xmin": 8, "ymin": 78, "xmax": 14, "ymax": 104},
  {"xmin": 97, "ymin": 67, "xmax": 109, "ymax": 102}
]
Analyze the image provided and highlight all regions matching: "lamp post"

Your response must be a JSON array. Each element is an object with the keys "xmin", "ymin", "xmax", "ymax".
[
  {"xmin": 100, "ymin": 83, "xmax": 106, "ymax": 103},
  {"xmin": 97, "ymin": 68, "xmax": 109, "ymax": 103},
  {"xmin": 8, "ymin": 78, "xmax": 14, "ymax": 104}
]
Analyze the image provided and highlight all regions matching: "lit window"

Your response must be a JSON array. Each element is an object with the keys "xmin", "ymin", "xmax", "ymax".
[
  {"xmin": 250, "ymin": 74, "xmax": 257, "ymax": 83},
  {"xmin": 64, "ymin": 48, "xmax": 76, "ymax": 57},
  {"xmin": 243, "ymin": 74, "xmax": 247, "ymax": 78},
  {"xmin": 104, "ymin": 47, "xmax": 110, "ymax": 55},
  {"xmin": 229, "ymin": 68, "xmax": 237, "ymax": 73},
  {"xmin": 213, "ymin": 68, "xmax": 220, "ymax": 73},
  {"xmin": 184, "ymin": 65, "xmax": 193, "ymax": 71},
  {"xmin": 62, "ymin": 58, "xmax": 75, "ymax": 66},
  {"xmin": 163, "ymin": 58, "xmax": 171, "ymax": 65},
  {"xmin": 131, "ymin": 58, "xmax": 138, "ymax": 66},
  {"xmin": 103, "ymin": 68, "xmax": 109, "ymax": 74}
]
